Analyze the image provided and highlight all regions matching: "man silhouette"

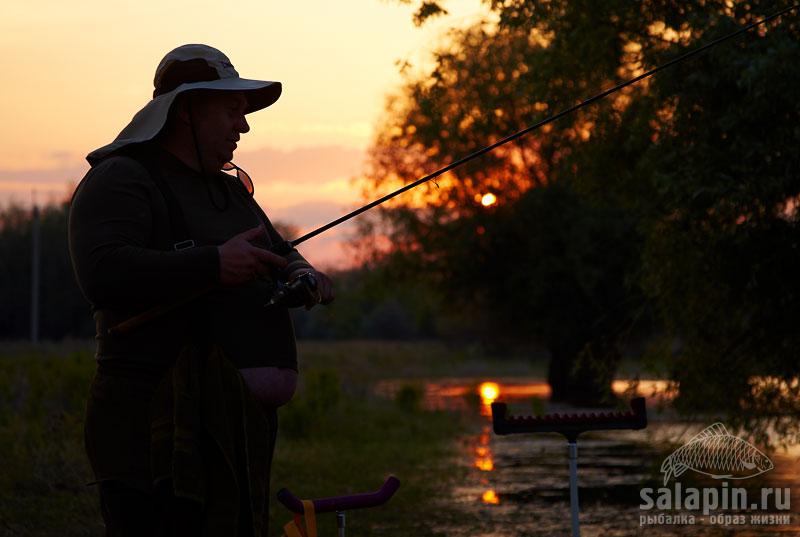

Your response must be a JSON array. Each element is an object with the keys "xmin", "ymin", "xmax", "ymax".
[{"xmin": 69, "ymin": 44, "xmax": 333, "ymax": 536}]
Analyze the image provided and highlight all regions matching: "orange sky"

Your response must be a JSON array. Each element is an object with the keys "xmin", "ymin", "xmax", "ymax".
[{"xmin": 1, "ymin": 0, "xmax": 489, "ymax": 268}]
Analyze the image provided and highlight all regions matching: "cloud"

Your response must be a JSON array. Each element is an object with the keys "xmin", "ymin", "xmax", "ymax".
[
  {"xmin": 258, "ymin": 195, "xmax": 389, "ymax": 271},
  {"xmin": 0, "ymin": 145, "xmax": 371, "ymax": 268},
  {"xmin": 0, "ymin": 165, "xmax": 87, "ymax": 185},
  {"xmin": 260, "ymin": 121, "xmax": 373, "ymax": 148},
  {"xmin": 266, "ymin": 201, "xmax": 362, "ymax": 271},
  {"xmin": 0, "ymin": 144, "xmax": 368, "ymax": 206},
  {"xmin": 237, "ymin": 145, "xmax": 366, "ymax": 185},
  {"xmin": 290, "ymin": 226, "xmax": 358, "ymax": 271},
  {"xmin": 268, "ymin": 200, "xmax": 358, "ymax": 230},
  {"xmin": 0, "ymin": 161, "xmax": 87, "ymax": 205}
]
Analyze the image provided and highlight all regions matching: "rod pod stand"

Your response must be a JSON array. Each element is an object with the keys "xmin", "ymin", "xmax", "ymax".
[
  {"xmin": 491, "ymin": 397, "xmax": 647, "ymax": 537},
  {"xmin": 337, "ymin": 511, "xmax": 345, "ymax": 537},
  {"xmin": 278, "ymin": 476, "xmax": 400, "ymax": 537}
]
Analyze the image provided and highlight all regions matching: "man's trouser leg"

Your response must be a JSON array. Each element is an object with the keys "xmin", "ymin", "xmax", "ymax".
[
  {"xmin": 96, "ymin": 478, "xmax": 204, "ymax": 537},
  {"xmin": 97, "ymin": 479, "xmax": 163, "ymax": 537}
]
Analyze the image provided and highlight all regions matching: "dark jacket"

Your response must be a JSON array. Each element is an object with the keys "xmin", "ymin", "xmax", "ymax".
[{"xmin": 69, "ymin": 142, "xmax": 312, "ymax": 375}]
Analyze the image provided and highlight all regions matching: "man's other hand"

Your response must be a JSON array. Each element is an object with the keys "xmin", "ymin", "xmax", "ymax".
[{"xmin": 217, "ymin": 225, "xmax": 288, "ymax": 286}]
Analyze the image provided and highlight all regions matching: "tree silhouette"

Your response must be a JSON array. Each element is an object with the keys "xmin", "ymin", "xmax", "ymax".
[{"xmin": 363, "ymin": 0, "xmax": 800, "ymax": 417}]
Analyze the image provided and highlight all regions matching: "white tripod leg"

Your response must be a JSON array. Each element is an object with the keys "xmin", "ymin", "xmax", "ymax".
[
  {"xmin": 568, "ymin": 441, "xmax": 580, "ymax": 537},
  {"xmin": 337, "ymin": 511, "xmax": 346, "ymax": 537}
]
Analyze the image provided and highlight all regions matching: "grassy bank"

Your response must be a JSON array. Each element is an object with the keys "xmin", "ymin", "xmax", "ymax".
[
  {"xmin": 269, "ymin": 367, "xmax": 466, "ymax": 536},
  {"xmin": 0, "ymin": 342, "xmax": 99, "ymax": 536},
  {"xmin": 0, "ymin": 340, "xmax": 506, "ymax": 536}
]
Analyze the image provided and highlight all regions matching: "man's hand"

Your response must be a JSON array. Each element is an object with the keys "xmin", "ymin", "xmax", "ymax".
[
  {"xmin": 288, "ymin": 268, "xmax": 335, "ymax": 305},
  {"xmin": 218, "ymin": 225, "xmax": 288, "ymax": 287}
]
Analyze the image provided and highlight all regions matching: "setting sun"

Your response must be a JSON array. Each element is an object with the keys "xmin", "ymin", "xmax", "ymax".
[
  {"xmin": 479, "ymin": 382, "xmax": 500, "ymax": 404},
  {"xmin": 480, "ymin": 193, "xmax": 498, "ymax": 206}
]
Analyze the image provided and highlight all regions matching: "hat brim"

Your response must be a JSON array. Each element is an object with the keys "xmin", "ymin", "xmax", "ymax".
[{"xmin": 87, "ymin": 78, "xmax": 281, "ymax": 166}]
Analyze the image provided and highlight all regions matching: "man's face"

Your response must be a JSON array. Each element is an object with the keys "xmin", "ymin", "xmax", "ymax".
[{"xmin": 188, "ymin": 90, "xmax": 250, "ymax": 171}]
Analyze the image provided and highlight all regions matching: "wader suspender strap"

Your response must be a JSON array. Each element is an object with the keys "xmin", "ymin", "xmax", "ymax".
[
  {"xmin": 118, "ymin": 145, "xmax": 195, "ymax": 251},
  {"xmin": 228, "ymin": 177, "xmax": 296, "ymax": 257}
]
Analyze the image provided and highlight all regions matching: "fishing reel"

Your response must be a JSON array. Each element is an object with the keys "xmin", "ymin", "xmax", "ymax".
[
  {"xmin": 264, "ymin": 240, "xmax": 323, "ymax": 309},
  {"xmin": 266, "ymin": 271, "xmax": 322, "ymax": 309}
]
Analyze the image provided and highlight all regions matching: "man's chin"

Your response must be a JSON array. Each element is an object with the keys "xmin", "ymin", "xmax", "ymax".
[{"xmin": 212, "ymin": 154, "xmax": 233, "ymax": 171}]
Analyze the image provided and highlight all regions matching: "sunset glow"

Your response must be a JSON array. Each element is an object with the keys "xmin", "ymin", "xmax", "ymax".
[
  {"xmin": 480, "ymin": 193, "xmax": 498, "ymax": 206},
  {"xmin": 1, "ymin": 0, "xmax": 489, "ymax": 268}
]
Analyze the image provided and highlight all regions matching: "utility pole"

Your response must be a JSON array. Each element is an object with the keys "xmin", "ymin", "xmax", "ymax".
[{"xmin": 30, "ymin": 190, "xmax": 40, "ymax": 343}]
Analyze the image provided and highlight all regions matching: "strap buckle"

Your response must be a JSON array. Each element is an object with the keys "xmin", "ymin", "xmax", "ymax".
[{"xmin": 173, "ymin": 240, "xmax": 196, "ymax": 251}]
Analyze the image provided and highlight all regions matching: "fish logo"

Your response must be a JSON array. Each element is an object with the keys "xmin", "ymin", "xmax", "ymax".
[{"xmin": 660, "ymin": 423, "xmax": 773, "ymax": 485}]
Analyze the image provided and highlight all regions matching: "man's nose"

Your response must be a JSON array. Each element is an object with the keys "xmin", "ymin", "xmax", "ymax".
[{"xmin": 237, "ymin": 114, "xmax": 250, "ymax": 134}]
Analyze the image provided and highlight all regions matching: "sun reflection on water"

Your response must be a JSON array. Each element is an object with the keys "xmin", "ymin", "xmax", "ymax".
[
  {"xmin": 377, "ymin": 376, "xmax": 800, "ymax": 524},
  {"xmin": 482, "ymin": 489, "xmax": 500, "ymax": 504},
  {"xmin": 472, "ymin": 418, "xmax": 499, "ymax": 504},
  {"xmin": 475, "ymin": 458, "xmax": 494, "ymax": 471},
  {"xmin": 474, "ymin": 425, "xmax": 495, "ymax": 472}
]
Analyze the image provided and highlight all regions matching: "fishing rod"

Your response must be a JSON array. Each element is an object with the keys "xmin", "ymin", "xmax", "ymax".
[
  {"xmin": 108, "ymin": 4, "xmax": 798, "ymax": 336},
  {"xmin": 288, "ymin": 3, "xmax": 798, "ymax": 248}
]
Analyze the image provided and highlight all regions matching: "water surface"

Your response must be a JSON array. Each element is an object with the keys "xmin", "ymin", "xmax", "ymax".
[{"xmin": 377, "ymin": 377, "xmax": 800, "ymax": 536}]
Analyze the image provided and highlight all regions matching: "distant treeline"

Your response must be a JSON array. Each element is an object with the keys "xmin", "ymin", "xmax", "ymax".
[
  {"xmin": 1, "ymin": 203, "xmax": 93, "ymax": 339},
  {"xmin": 0, "ymin": 201, "xmax": 438, "ymax": 341}
]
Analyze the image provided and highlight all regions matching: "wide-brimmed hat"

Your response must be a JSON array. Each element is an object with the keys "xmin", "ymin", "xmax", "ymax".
[{"xmin": 86, "ymin": 44, "xmax": 281, "ymax": 166}]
